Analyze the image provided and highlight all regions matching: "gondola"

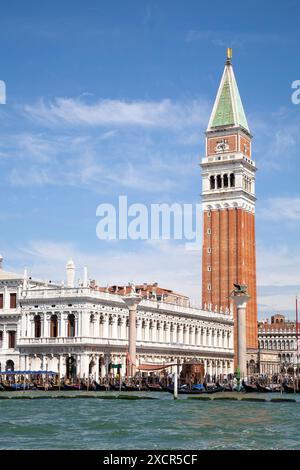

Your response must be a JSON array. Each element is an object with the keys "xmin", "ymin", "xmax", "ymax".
[
  {"xmin": 146, "ymin": 383, "xmax": 167, "ymax": 392},
  {"xmin": 242, "ymin": 381, "xmax": 257, "ymax": 392},
  {"xmin": 166, "ymin": 384, "xmax": 224, "ymax": 395},
  {"xmin": 166, "ymin": 385, "xmax": 204, "ymax": 395},
  {"xmin": 1, "ymin": 382, "xmax": 35, "ymax": 391},
  {"xmin": 62, "ymin": 382, "xmax": 88, "ymax": 391},
  {"xmin": 92, "ymin": 381, "xmax": 110, "ymax": 391},
  {"xmin": 283, "ymin": 384, "xmax": 300, "ymax": 394},
  {"xmin": 204, "ymin": 385, "xmax": 225, "ymax": 394},
  {"xmin": 35, "ymin": 384, "xmax": 61, "ymax": 391},
  {"xmin": 124, "ymin": 384, "xmax": 147, "ymax": 392},
  {"xmin": 255, "ymin": 383, "xmax": 274, "ymax": 393}
]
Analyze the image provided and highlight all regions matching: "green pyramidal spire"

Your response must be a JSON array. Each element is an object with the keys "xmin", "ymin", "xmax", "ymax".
[{"xmin": 207, "ymin": 51, "xmax": 250, "ymax": 133}]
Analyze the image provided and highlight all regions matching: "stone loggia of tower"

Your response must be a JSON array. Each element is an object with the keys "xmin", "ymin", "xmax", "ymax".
[{"xmin": 201, "ymin": 49, "xmax": 258, "ymax": 361}]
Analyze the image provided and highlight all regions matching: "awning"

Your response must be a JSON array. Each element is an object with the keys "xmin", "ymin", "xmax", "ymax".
[
  {"xmin": 137, "ymin": 363, "xmax": 176, "ymax": 372},
  {"xmin": 0, "ymin": 370, "xmax": 57, "ymax": 375}
]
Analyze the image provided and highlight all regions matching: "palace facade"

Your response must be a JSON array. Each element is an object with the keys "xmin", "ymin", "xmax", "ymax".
[
  {"xmin": 0, "ymin": 258, "xmax": 234, "ymax": 379},
  {"xmin": 258, "ymin": 314, "xmax": 300, "ymax": 374}
]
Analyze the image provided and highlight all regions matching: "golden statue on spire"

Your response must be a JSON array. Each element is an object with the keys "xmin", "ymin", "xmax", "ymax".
[{"xmin": 226, "ymin": 47, "xmax": 232, "ymax": 64}]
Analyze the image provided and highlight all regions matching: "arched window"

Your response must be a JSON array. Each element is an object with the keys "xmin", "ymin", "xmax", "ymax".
[
  {"xmin": 108, "ymin": 315, "xmax": 113, "ymax": 337},
  {"xmin": 89, "ymin": 314, "xmax": 95, "ymax": 337},
  {"xmin": 223, "ymin": 174, "xmax": 228, "ymax": 188},
  {"xmin": 6, "ymin": 359, "xmax": 14, "ymax": 371},
  {"xmin": 67, "ymin": 314, "xmax": 75, "ymax": 338},
  {"xmin": 34, "ymin": 315, "xmax": 41, "ymax": 338},
  {"xmin": 117, "ymin": 317, "xmax": 122, "ymax": 338},
  {"xmin": 217, "ymin": 174, "xmax": 222, "ymax": 189},
  {"xmin": 230, "ymin": 173, "xmax": 235, "ymax": 187},
  {"xmin": 142, "ymin": 320, "xmax": 146, "ymax": 340},
  {"xmin": 210, "ymin": 175, "xmax": 215, "ymax": 190},
  {"xmin": 99, "ymin": 315, "xmax": 104, "ymax": 337},
  {"xmin": 50, "ymin": 314, "xmax": 58, "ymax": 338}
]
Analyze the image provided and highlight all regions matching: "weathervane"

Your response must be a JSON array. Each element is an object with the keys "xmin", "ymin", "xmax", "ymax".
[{"xmin": 226, "ymin": 47, "xmax": 232, "ymax": 65}]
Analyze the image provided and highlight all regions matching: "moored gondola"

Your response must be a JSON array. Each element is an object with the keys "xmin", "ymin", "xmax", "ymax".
[
  {"xmin": 146, "ymin": 383, "xmax": 165, "ymax": 392},
  {"xmin": 283, "ymin": 384, "xmax": 300, "ymax": 394},
  {"xmin": 92, "ymin": 381, "xmax": 110, "ymax": 391},
  {"xmin": 242, "ymin": 380, "xmax": 257, "ymax": 392},
  {"xmin": 1, "ymin": 382, "xmax": 35, "ymax": 391},
  {"xmin": 255, "ymin": 383, "xmax": 274, "ymax": 393}
]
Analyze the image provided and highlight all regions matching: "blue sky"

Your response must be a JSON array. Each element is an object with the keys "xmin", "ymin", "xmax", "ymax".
[{"xmin": 1, "ymin": 0, "xmax": 300, "ymax": 318}]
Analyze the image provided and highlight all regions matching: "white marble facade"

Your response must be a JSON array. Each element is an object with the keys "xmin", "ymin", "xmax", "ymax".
[{"xmin": 0, "ymin": 264, "xmax": 234, "ymax": 380}]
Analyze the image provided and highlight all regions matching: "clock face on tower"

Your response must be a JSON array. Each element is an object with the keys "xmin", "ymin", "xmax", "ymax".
[{"xmin": 215, "ymin": 139, "xmax": 229, "ymax": 153}]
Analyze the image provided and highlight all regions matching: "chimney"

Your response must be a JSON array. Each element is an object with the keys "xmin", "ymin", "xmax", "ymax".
[{"xmin": 66, "ymin": 259, "xmax": 75, "ymax": 288}]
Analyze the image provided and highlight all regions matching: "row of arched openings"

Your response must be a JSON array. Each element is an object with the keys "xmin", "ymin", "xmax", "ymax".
[{"xmin": 210, "ymin": 173, "xmax": 235, "ymax": 190}]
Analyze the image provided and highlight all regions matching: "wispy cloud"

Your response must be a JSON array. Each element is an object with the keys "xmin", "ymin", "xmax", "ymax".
[
  {"xmin": 258, "ymin": 197, "xmax": 300, "ymax": 221},
  {"xmin": 6, "ymin": 239, "xmax": 202, "ymax": 306},
  {"xmin": 186, "ymin": 30, "xmax": 291, "ymax": 47},
  {"xmin": 1, "ymin": 131, "xmax": 198, "ymax": 194},
  {"xmin": 23, "ymin": 97, "xmax": 210, "ymax": 129}
]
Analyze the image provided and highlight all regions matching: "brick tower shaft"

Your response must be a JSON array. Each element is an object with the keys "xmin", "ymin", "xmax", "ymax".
[{"xmin": 201, "ymin": 49, "xmax": 258, "ymax": 363}]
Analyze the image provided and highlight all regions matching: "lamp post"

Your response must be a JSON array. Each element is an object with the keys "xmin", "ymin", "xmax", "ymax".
[{"xmin": 123, "ymin": 286, "xmax": 142, "ymax": 379}]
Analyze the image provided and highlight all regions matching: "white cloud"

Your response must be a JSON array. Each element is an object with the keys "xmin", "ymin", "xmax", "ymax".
[
  {"xmin": 7, "ymin": 239, "xmax": 202, "ymax": 307},
  {"xmin": 2, "ymin": 131, "xmax": 198, "ymax": 194},
  {"xmin": 23, "ymin": 97, "xmax": 210, "ymax": 129},
  {"xmin": 5, "ymin": 237, "xmax": 300, "ymax": 316},
  {"xmin": 258, "ymin": 198, "xmax": 300, "ymax": 221}
]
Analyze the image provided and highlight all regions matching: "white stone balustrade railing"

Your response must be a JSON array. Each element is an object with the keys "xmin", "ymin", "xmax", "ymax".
[{"xmin": 16, "ymin": 336, "xmax": 233, "ymax": 354}]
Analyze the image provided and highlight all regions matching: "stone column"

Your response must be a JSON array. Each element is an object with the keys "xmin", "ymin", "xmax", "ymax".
[
  {"xmin": 166, "ymin": 324, "xmax": 171, "ymax": 343},
  {"xmin": 103, "ymin": 315, "xmax": 109, "ymax": 338},
  {"xmin": 230, "ymin": 292, "xmax": 250, "ymax": 378},
  {"xmin": 59, "ymin": 355, "xmax": 65, "ymax": 379},
  {"xmin": 95, "ymin": 356, "xmax": 100, "ymax": 382},
  {"xmin": 122, "ymin": 294, "xmax": 142, "ymax": 378},
  {"xmin": 136, "ymin": 319, "xmax": 142, "ymax": 341}
]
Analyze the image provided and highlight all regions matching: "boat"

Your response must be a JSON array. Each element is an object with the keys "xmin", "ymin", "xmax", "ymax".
[
  {"xmin": 242, "ymin": 381, "xmax": 257, "ymax": 392},
  {"xmin": 205, "ymin": 385, "xmax": 225, "ymax": 394},
  {"xmin": 255, "ymin": 382, "xmax": 276, "ymax": 393},
  {"xmin": 283, "ymin": 384, "xmax": 300, "ymax": 394},
  {"xmin": 35, "ymin": 384, "xmax": 61, "ymax": 391},
  {"xmin": 222, "ymin": 384, "xmax": 234, "ymax": 392},
  {"xmin": 62, "ymin": 382, "xmax": 88, "ymax": 391},
  {"xmin": 91, "ymin": 381, "xmax": 110, "ymax": 391},
  {"xmin": 166, "ymin": 385, "xmax": 204, "ymax": 395},
  {"xmin": 124, "ymin": 384, "xmax": 146, "ymax": 392},
  {"xmin": 146, "ymin": 383, "xmax": 165, "ymax": 392},
  {"xmin": 1, "ymin": 382, "xmax": 34, "ymax": 391}
]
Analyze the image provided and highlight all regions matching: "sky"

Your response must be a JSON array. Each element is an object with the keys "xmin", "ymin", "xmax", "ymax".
[{"xmin": 0, "ymin": 0, "xmax": 300, "ymax": 318}]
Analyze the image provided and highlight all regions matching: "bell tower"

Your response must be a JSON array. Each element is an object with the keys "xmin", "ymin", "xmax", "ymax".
[{"xmin": 201, "ymin": 49, "xmax": 258, "ymax": 360}]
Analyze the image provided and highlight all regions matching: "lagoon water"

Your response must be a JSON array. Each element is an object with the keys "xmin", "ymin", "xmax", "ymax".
[{"xmin": 0, "ymin": 392, "xmax": 300, "ymax": 450}]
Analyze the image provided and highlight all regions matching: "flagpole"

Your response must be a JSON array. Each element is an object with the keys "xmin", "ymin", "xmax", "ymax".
[{"xmin": 296, "ymin": 296, "xmax": 299, "ymax": 380}]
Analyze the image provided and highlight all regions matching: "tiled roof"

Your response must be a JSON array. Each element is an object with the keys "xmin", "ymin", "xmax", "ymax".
[
  {"xmin": 207, "ymin": 60, "xmax": 250, "ymax": 133},
  {"xmin": 0, "ymin": 270, "xmax": 23, "ymax": 280}
]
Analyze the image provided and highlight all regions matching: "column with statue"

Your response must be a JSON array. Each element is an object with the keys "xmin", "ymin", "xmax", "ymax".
[{"xmin": 230, "ymin": 283, "xmax": 250, "ymax": 387}]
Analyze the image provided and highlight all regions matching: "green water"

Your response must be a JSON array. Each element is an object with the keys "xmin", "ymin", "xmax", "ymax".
[{"xmin": 0, "ymin": 392, "xmax": 300, "ymax": 450}]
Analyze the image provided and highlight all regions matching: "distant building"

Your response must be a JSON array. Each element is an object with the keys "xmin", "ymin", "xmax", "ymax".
[
  {"xmin": 98, "ymin": 283, "xmax": 190, "ymax": 307},
  {"xmin": 258, "ymin": 314, "xmax": 299, "ymax": 374}
]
